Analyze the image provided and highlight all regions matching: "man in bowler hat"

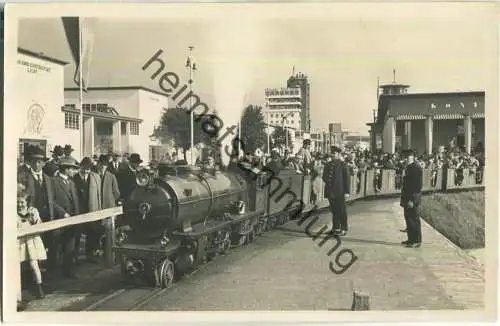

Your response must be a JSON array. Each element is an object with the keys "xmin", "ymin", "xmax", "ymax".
[
  {"xmin": 322, "ymin": 146, "xmax": 350, "ymax": 236},
  {"xmin": 117, "ymin": 153, "xmax": 143, "ymax": 201},
  {"xmin": 17, "ymin": 145, "xmax": 63, "ymax": 273},
  {"xmin": 400, "ymin": 149, "xmax": 423, "ymax": 248},
  {"xmin": 62, "ymin": 144, "xmax": 79, "ymax": 166}
]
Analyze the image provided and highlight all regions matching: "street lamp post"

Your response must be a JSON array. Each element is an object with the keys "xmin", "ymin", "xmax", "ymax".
[{"xmin": 186, "ymin": 46, "xmax": 197, "ymax": 165}]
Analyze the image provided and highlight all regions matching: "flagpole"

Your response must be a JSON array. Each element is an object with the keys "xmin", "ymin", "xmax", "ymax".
[{"xmin": 79, "ymin": 18, "xmax": 84, "ymax": 160}]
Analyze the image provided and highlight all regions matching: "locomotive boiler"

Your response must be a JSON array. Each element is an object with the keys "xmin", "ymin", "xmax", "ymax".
[{"xmin": 114, "ymin": 165, "xmax": 264, "ymax": 287}]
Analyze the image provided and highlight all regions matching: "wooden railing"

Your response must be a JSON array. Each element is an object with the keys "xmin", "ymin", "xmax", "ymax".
[{"xmin": 17, "ymin": 206, "xmax": 123, "ymax": 268}]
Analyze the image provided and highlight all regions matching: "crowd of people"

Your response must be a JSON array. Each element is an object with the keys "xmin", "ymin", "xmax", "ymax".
[
  {"xmin": 16, "ymin": 139, "xmax": 485, "ymax": 310},
  {"xmin": 16, "ymin": 144, "xmax": 146, "ymax": 310}
]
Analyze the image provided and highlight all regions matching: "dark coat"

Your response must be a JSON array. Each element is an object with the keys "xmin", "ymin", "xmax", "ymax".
[
  {"xmin": 322, "ymin": 158, "xmax": 350, "ymax": 198},
  {"xmin": 107, "ymin": 161, "xmax": 121, "ymax": 175},
  {"xmin": 116, "ymin": 166, "xmax": 138, "ymax": 201},
  {"xmin": 99, "ymin": 169, "xmax": 121, "ymax": 209},
  {"xmin": 73, "ymin": 172, "xmax": 102, "ymax": 214},
  {"xmin": 400, "ymin": 162, "xmax": 423, "ymax": 207},
  {"xmin": 52, "ymin": 175, "xmax": 80, "ymax": 218},
  {"xmin": 17, "ymin": 169, "xmax": 62, "ymax": 221}
]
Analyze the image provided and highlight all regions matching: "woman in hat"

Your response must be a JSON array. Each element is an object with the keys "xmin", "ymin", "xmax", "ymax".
[{"xmin": 17, "ymin": 184, "xmax": 47, "ymax": 308}]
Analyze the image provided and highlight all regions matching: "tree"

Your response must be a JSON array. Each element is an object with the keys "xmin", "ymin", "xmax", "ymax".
[
  {"xmin": 151, "ymin": 107, "xmax": 213, "ymax": 161},
  {"xmin": 271, "ymin": 126, "xmax": 293, "ymax": 149},
  {"xmin": 240, "ymin": 105, "xmax": 267, "ymax": 154}
]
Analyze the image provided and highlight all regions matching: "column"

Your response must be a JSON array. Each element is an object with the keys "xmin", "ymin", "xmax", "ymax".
[
  {"xmin": 425, "ymin": 116, "xmax": 433, "ymax": 155},
  {"xmin": 83, "ymin": 116, "xmax": 95, "ymax": 157},
  {"xmin": 124, "ymin": 122, "xmax": 131, "ymax": 153},
  {"xmin": 383, "ymin": 116, "xmax": 396, "ymax": 154},
  {"xmin": 112, "ymin": 120, "xmax": 122, "ymax": 154},
  {"xmin": 464, "ymin": 114, "xmax": 472, "ymax": 154},
  {"xmin": 404, "ymin": 121, "xmax": 412, "ymax": 150}
]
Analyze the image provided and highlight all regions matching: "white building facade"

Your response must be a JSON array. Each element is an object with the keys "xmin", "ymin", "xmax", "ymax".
[
  {"xmin": 64, "ymin": 86, "xmax": 169, "ymax": 162},
  {"xmin": 15, "ymin": 48, "xmax": 74, "ymax": 163},
  {"xmin": 264, "ymin": 87, "xmax": 302, "ymax": 152}
]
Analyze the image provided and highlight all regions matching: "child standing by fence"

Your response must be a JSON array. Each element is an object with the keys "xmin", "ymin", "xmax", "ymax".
[{"xmin": 17, "ymin": 185, "xmax": 46, "ymax": 310}]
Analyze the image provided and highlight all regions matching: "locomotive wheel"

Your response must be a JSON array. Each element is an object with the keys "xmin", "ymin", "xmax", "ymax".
[{"xmin": 158, "ymin": 259, "xmax": 175, "ymax": 288}]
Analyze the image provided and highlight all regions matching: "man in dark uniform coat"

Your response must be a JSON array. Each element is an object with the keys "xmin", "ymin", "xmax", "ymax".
[
  {"xmin": 17, "ymin": 145, "xmax": 63, "ymax": 273},
  {"xmin": 322, "ymin": 146, "xmax": 350, "ymax": 236},
  {"xmin": 400, "ymin": 149, "xmax": 423, "ymax": 248},
  {"xmin": 52, "ymin": 157, "xmax": 81, "ymax": 278},
  {"xmin": 117, "ymin": 153, "xmax": 143, "ymax": 201}
]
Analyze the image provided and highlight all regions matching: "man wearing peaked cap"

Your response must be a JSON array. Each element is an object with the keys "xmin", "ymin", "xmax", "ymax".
[
  {"xmin": 322, "ymin": 145, "xmax": 350, "ymax": 236},
  {"xmin": 400, "ymin": 148, "xmax": 423, "ymax": 248}
]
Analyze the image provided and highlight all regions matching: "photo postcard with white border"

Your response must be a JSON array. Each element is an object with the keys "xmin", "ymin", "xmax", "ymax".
[{"xmin": 2, "ymin": 1, "xmax": 499, "ymax": 324}]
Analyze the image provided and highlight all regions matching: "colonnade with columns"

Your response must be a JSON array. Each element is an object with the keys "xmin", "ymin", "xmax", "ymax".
[{"xmin": 382, "ymin": 114, "xmax": 476, "ymax": 155}]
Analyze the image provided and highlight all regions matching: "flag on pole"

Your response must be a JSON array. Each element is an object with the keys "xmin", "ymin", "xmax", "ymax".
[{"xmin": 61, "ymin": 17, "xmax": 95, "ymax": 92}]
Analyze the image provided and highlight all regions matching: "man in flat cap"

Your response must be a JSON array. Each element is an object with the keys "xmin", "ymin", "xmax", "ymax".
[
  {"xmin": 400, "ymin": 149, "xmax": 423, "ymax": 248},
  {"xmin": 322, "ymin": 146, "xmax": 350, "ymax": 236},
  {"xmin": 73, "ymin": 157, "xmax": 102, "ymax": 263},
  {"xmin": 51, "ymin": 157, "xmax": 80, "ymax": 278}
]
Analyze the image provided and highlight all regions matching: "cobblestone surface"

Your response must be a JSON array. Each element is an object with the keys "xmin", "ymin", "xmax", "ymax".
[{"xmin": 23, "ymin": 198, "xmax": 485, "ymax": 311}]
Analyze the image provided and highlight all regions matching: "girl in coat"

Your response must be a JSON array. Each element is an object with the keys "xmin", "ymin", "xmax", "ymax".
[{"xmin": 17, "ymin": 185, "xmax": 46, "ymax": 309}]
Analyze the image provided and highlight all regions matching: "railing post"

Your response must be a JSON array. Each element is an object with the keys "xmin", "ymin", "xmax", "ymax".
[{"xmin": 105, "ymin": 214, "xmax": 116, "ymax": 268}]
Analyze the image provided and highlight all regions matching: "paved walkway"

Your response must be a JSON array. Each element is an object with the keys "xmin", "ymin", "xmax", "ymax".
[
  {"xmin": 142, "ymin": 199, "xmax": 485, "ymax": 311},
  {"xmin": 23, "ymin": 198, "xmax": 485, "ymax": 311}
]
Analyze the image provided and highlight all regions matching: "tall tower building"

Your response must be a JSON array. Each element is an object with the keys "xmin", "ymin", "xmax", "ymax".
[{"xmin": 287, "ymin": 73, "xmax": 311, "ymax": 132}]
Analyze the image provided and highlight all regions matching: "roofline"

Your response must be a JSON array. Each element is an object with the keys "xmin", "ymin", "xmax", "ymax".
[
  {"xmin": 380, "ymin": 83, "xmax": 410, "ymax": 88},
  {"xmin": 64, "ymin": 86, "xmax": 169, "ymax": 98},
  {"xmin": 18, "ymin": 47, "xmax": 69, "ymax": 66},
  {"xmin": 381, "ymin": 91, "xmax": 485, "ymax": 99}
]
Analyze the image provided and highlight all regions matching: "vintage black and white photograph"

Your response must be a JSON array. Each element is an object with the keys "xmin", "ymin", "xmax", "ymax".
[{"xmin": 2, "ymin": 2, "xmax": 498, "ymax": 323}]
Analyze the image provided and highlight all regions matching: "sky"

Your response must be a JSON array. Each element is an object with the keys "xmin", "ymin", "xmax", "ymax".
[{"xmin": 17, "ymin": 3, "xmax": 498, "ymax": 135}]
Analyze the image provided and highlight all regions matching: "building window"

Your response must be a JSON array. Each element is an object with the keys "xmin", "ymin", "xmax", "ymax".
[
  {"xmin": 130, "ymin": 122, "xmax": 140, "ymax": 135},
  {"xmin": 64, "ymin": 112, "xmax": 80, "ymax": 129}
]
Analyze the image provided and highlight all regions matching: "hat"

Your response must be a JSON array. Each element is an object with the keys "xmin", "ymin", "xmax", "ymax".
[
  {"xmin": 50, "ymin": 145, "xmax": 64, "ymax": 156},
  {"xmin": 58, "ymin": 157, "xmax": 79, "ymax": 168},
  {"xmin": 80, "ymin": 157, "xmax": 93, "ymax": 169},
  {"xmin": 25, "ymin": 145, "xmax": 47, "ymax": 161},
  {"xmin": 97, "ymin": 154, "xmax": 109, "ymax": 165},
  {"xmin": 63, "ymin": 144, "xmax": 74, "ymax": 152},
  {"xmin": 331, "ymin": 146, "xmax": 342, "ymax": 154},
  {"xmin": 129, "ymin": 153, "xmax": 143, "ymax": 164}
]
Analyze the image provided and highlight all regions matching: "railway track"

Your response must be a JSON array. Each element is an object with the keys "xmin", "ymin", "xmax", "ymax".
[{"xmin": 80, "ymin": 258, "xmax": 213, "ymax": 311}]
